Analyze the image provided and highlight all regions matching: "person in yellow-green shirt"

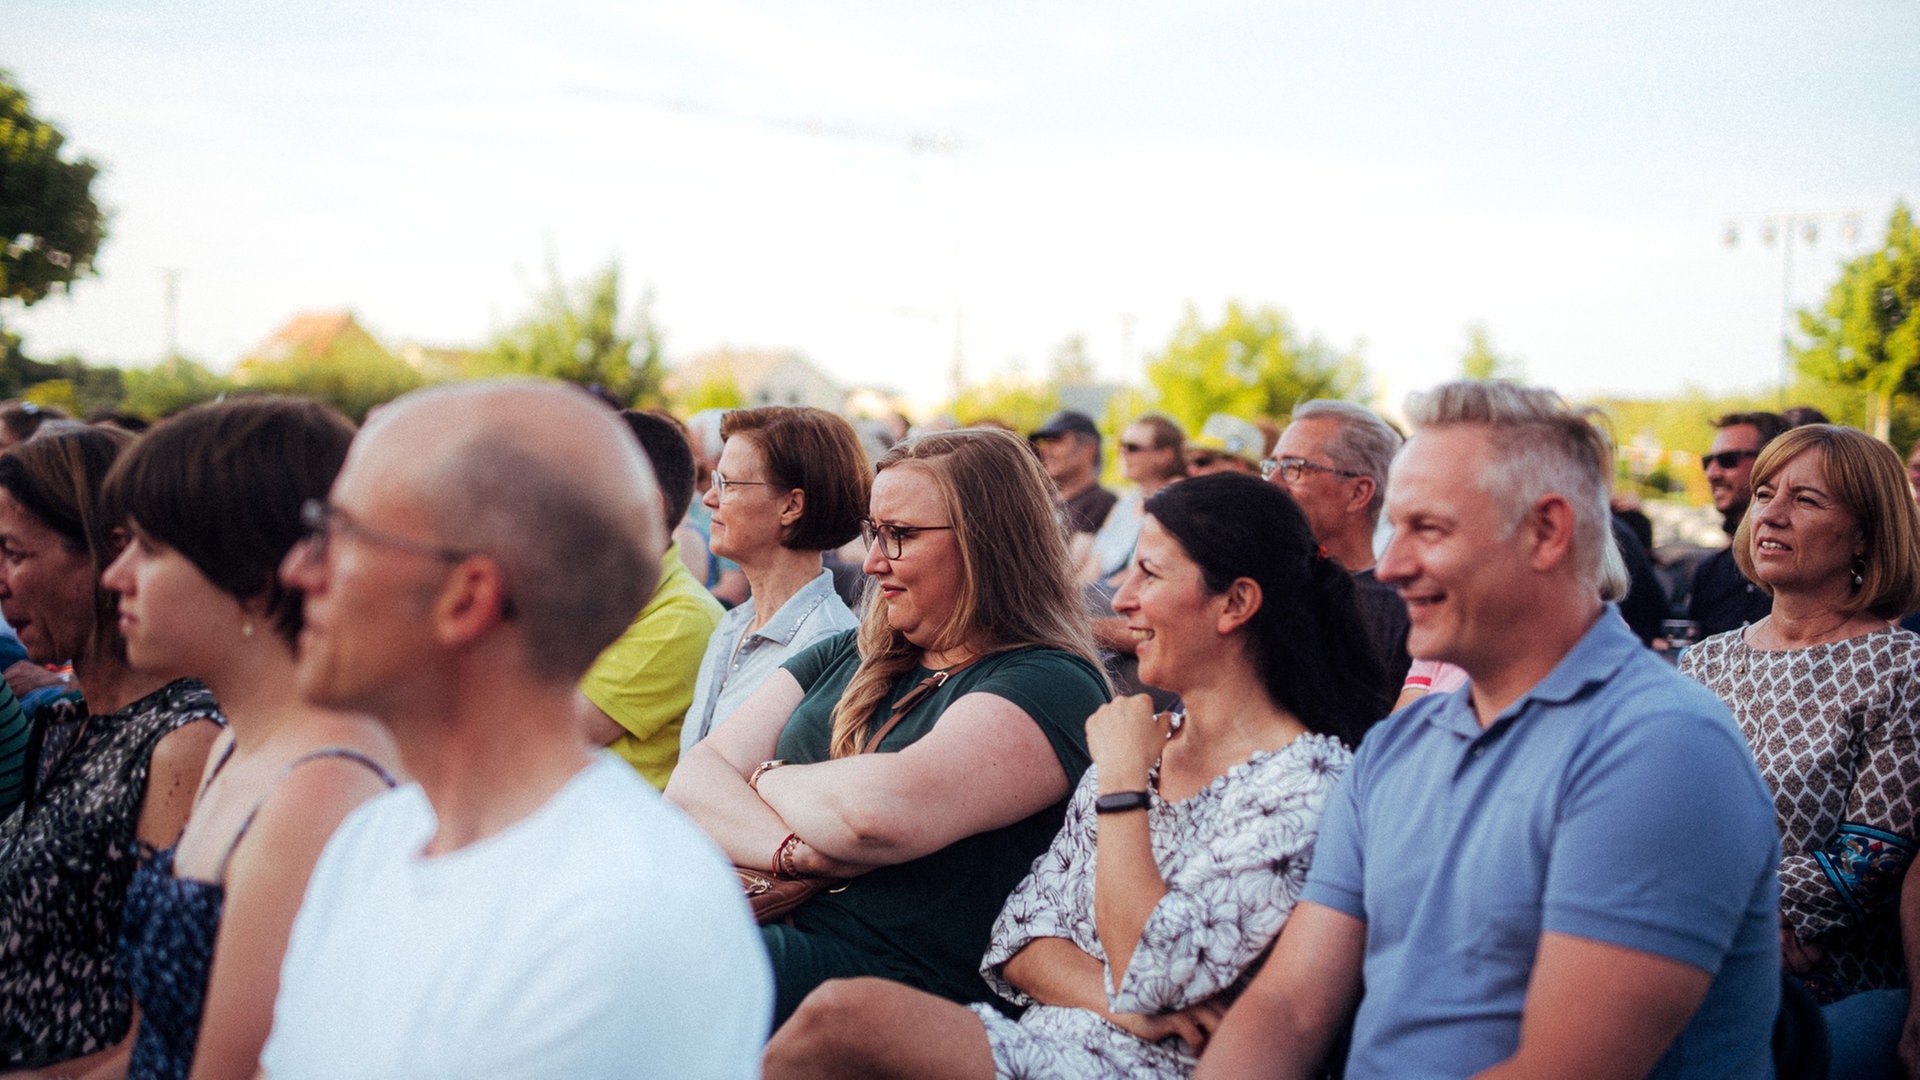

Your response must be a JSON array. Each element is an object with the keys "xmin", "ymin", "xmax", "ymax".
[{"xmin": 580, "ymin": 410, "xmax": 724, "ymax": 789}]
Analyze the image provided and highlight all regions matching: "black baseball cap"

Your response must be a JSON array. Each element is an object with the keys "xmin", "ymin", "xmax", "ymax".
[{"xmin": 1029, "ymin": 410, "xmax": 1101, "ymax": 442}]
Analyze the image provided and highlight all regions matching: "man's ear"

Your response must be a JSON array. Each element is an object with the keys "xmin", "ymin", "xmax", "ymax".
[
  {"xmin": 1345, "ymin": 476, "xmax": 1376, "ymax": 517},
  {"xmin": 1525, "ymin": 494, "xmax": 1577, "ymax": 573},
  {"xmin": 431, "ymin": 557, "xmax": 513, "ymax": 646}
]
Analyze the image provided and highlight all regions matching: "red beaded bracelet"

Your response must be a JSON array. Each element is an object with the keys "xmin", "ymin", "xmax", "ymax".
[{"xmin": 777, "ymin": 833, "xmax": 804, "ymax": 879}]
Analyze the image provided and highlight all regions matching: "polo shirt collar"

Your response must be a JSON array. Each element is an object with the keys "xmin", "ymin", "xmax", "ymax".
[{"xmin": 1421, "ymin": 604, "xmax": 1638, "ymax": 735}]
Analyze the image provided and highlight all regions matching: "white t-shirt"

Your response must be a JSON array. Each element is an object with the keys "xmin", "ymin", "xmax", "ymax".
[{"xmin": 262, "ymin": 754, "xmax": 769, "ymax": 1080}]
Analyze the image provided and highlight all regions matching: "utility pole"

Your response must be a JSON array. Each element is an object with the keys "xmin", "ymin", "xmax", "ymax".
[
  {"xmin": 1722, "ymin": 210, "xmax": 1861, "ymax": 410},
  {"xmin": 159, "ymin": 268, "xmax": 182, "ymax": 374}
]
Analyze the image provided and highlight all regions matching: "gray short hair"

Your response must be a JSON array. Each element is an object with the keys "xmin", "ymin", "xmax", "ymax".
[
  {"xmin": 1403, "ymin": 381, "xmax": 1612, "ymax": 592},
  {"xmin": 1290, "ymin": 400, "xmax": 1403, "ymax": 525}
]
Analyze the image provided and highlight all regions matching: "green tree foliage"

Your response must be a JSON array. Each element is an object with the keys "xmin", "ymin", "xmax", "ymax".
[
  {"xmin": 1460, "ymin": 322, "xmax": 1524, "ymax": 381},
  {"xmin": 482, "ymin": 261, "xmax": 665, "ymax": 405},
  {"xmin": 120, "ymin": 357, "xmax": 232, "ymax": 419},
  {"xmin": 948, "ymin": 375, "xmax": 1060, "ymax": 434},
  {"xmin": 1144, "ymin": 301, "xmax": 1369, "ymax": 430},
  {"xmin": 1, "ymin": 71, "xmax": 106, "ymax": 308},
  {"xmin": 236, "ymin": 330, "xmax": 421, "ymax": 422},
  {"xmin": 680, "ymin": 372, "xmax": 745, "ymax": 413},
  {"xmin": 1796, "ymin": 202, "xmax": 1920, "ymax": 440}
]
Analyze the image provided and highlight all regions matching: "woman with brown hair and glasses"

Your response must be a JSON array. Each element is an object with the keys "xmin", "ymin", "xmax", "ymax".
[
  {"xmin": 679, "ymin": 407, "xmax": 870, "ymax": 755},
  {"xmin": 667, "ymin": 428, "xmax": 1111, "ymax": 1029},
  {"xmin": 0, "ymin": 427, "xmax": 223, "ymax": 1075}
]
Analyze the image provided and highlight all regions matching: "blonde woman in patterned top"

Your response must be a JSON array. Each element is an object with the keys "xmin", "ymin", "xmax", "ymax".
[{"xmin": 1680, "ymin": 424, "xmax": 1920, "ymax": 1076}]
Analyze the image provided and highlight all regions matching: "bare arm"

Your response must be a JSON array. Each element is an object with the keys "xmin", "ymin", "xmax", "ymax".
[
  {"xmin": 753, "ymin": 690, "xmax": 1070, "ymax": 865},
  {"xmin": 663, "ymin": 671, "xmax": 807, "ymax": 869},
  {"xmin": 574, "ymin": 691, "xmax": 625, "ymax": 748},
  {"xmin": 1194, "ymin": 901, "xmax": 1366, "ymax": 1080},
  {"xmin": 1001, "ymin": 936, "xmax": 1227, "ymax": 1054},
  {"xmin": 136, "ymin": 718, "xmax": 222, "ymax": 849},
  {"xmin": 189, "ymin": 759, "xmax": 395, "ymax": 1080},
  {"xmin": 1470, "ymin": 932, "xmax": 1712, "ymax": 1080},
  {"xmin": 1087, "ymin": 697, "xmax": 1172, "ymax": 987}
]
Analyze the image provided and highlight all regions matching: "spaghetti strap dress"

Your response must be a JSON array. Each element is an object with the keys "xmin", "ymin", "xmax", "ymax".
[{"xmin": 119, "ymin": 746, "xmax": 397, "ymax": 1080}]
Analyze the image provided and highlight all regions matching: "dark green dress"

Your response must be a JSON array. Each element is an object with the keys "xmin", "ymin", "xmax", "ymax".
[{"xmin": 763, "ymin": 631, "xmax": 1108, "ymax": 1024}]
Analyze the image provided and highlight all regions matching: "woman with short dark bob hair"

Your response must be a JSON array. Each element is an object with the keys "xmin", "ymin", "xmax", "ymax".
[
  {"xmin": 0, "ymin": 427, "xmax": 223, "ymax": 1073},
  {"xmin": 680, "ymin": 406, "xmax": 871, "ymax": 754},
  {"xmin": 38, "ymin": 396, "xmax": 403, "ymax": 1080},
  {"xmin": 761, "ymin": 472, "xmax": 1387, "ymax": 1078},
  {"xmin": 1682, "ymin": 424, "xmax": 1920, "ymax": 1075}
]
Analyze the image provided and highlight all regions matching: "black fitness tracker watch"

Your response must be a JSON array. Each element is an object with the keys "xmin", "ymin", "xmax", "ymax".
[{"xmin": 1094, "ymin": 791, "xmax": 1152, "ymax": 815}]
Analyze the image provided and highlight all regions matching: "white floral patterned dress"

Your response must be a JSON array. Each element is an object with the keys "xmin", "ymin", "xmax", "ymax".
[{"xmin": 971, "ymin": 729, "xmax": 1351, "ymax": 1079}]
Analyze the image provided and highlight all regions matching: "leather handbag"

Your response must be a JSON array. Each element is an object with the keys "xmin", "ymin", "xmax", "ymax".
[
  {"xmin": 737, "ymin": 865, "xmax": 835, "ymax": 924},
  {"xmin": 735, "ymin": 657, "xmax": 982, "ymax": 925}
]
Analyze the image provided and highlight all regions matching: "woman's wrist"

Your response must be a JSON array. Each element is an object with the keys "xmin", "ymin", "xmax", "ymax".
[
  {"xmin": 748, "ymin": 759, "xmax": 787, "ymax": 791},
  {"xmin": 774, "ymin": 832, "xmax": 804, "ymax": 878}
]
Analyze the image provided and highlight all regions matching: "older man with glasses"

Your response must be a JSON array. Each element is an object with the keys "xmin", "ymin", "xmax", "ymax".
[
  {"xmin": 264, "ymin": 381, "xmax": 768, "ymax": 1078},
  {"xmin": 1266, "ymin": 399, "xmax": 1411, "ymax": 693}
]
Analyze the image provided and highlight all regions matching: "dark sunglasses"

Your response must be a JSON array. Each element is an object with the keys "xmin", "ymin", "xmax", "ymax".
[{"xmin": 1701, "ymin": 450, "xmax": 1759, "ymax": 471}]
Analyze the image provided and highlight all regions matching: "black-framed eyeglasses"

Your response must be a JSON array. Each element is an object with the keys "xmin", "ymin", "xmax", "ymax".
[
  {"xmin": 711, "ymin": 470, "xmax": 776, "ymax": 497},
  {"xmin": 1261, "ymin": 457, "xmax": 1364, "ymax": 483},
  {"xmin": 298, "ymin": 499, "xmax": 477, "ymax": 565},
  {"xmin": 859, "ymin": 518, "xmax": 954, "ymax": 560},
  {"xmin": 1701, "ymin": 450, "xmax": 1759, "ymax": 471}
]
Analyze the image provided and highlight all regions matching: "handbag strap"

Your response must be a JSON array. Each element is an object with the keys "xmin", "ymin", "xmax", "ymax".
[{"xmin": 858, "ymin": 653, "xmax": 989, "ymax": 755}]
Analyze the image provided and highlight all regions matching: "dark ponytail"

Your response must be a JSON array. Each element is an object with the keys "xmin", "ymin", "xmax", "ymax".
[{"xmin": 1143, "ymin": 473, "xmax": 1391, "ymax": 746}]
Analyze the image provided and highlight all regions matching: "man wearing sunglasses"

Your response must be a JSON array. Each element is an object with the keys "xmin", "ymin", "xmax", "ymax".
[{"xmin": 1688, "ymin": 411, "xmax": 1789, "ymax": 637}]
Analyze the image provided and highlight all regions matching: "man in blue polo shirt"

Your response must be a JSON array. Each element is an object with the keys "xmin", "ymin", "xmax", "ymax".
[{"xmin": 1197, "ymin": 381, "xmax": 1782, "ymax": 1080}]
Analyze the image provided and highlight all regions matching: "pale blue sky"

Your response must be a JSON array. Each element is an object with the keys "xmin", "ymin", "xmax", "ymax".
[{"xmin": 6, "ymin": 0, "xmax": 1915, "ymax": 409}]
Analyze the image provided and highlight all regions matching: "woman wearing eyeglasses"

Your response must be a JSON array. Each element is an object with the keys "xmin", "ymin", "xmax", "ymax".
[
  {"xmin": 761, "ymin": 472, "xmax": 1388, "ymax": 1079},
  {"xmin": 44, "ymin": 398, "xmax": 401, "ymax": 1080},
  {"xmin": 679, "ymin": 408, "xmax": 870, "ymax": 756},
  {"xmin": 667, "ymin": 428, "xmax": 1111, "ymax": 1030},
  {"xmin": 0, "ymin": 427, "xmax": 223, "ymax": 1075}
]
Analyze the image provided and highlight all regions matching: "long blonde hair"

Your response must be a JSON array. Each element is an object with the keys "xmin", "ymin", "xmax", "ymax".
[{"xmin": 827, "ymin": 428, "xmax": 1107, "ymax": 757}]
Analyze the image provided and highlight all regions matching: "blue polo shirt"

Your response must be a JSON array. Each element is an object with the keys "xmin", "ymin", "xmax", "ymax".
[{"xmin": 1303, "ymin": 608, "xmax": 1781, "ymax": 1080}]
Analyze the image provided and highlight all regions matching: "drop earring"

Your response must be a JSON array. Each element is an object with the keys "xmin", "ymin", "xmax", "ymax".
[{"xmin": 1851, "ymin": 555, "xmax": 1866, "ymax": 590}]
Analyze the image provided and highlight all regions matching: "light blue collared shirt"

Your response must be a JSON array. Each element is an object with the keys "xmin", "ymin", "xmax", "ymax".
[
  {"xmin": 1304, "ymin": 607, "xmax": 1782, "ymax": 1080},
  {"xmin": 680, "ymin": 568, "xmax": 858, "ymax": 755}
]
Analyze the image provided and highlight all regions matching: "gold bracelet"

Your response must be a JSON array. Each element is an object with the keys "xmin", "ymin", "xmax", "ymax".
[{"xmin": 748, "ymin": 759, "xmax": 786, "ymax": 791}]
